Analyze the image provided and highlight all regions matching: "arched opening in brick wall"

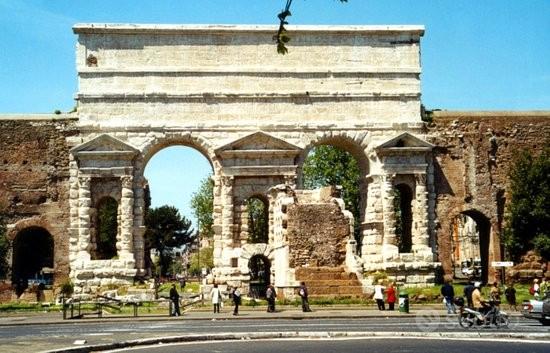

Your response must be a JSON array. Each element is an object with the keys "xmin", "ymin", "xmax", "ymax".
[
  {"xmin": 450, "ymin": 211, "xmax": 490, "ymax": 283},
  {"xmin": 394, "ymin": 183, "xmax": 413, "ymax": 253},
  {"xmin": 12, "ymin": 227, "xmax": 54, "ymax": 296},
  {"xmin": 248, "ymin": 254, "xmax": 271, "ymax": 298},
  {"xmin": 92, "ymin": 196, "xmax": 118, "ymax": 260},
  {"xmin": 296, "ymin": 139, "xmax": 367, "ymax": 250},
  {"xmin": 144, "ymin": 145, "xmax": 213, "ymax": 278},
  {"xmin": 246, "ymin": 196, "xmax": 269, "ymax": 244}
]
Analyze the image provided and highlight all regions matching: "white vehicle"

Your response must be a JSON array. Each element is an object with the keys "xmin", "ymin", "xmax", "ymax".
[{"xmin": 522, "ymin": 292, "xmax": 550, "ymax": 326}]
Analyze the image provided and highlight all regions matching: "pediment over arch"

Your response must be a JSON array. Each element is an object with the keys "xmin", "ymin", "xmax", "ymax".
[
  {"xmin": 71, "ymin": 134, "xmax": 139, "ymax": 160},
  {"xmin": 215, "ymin": 132, "xmax": 302, "ymax": 176},
  {"xmin": 375, "ymin": 132, "xmax": 433, "ymax": 156},
  {"xmin": 215, "ymin": 131, "xmax": 301, "ymax": 155}
]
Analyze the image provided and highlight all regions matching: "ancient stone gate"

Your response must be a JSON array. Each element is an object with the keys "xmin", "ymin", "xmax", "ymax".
[
  {"xmin": 8, "ymin": 24, "xmax": 546, "ymax": 297},
  {"xmin": 61, "ymin": 24, "xmax": 439, "ymax": 293}
]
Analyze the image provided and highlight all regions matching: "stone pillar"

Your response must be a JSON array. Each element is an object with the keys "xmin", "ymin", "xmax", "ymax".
[
  {"xmin": 119, "ymin": 175, "xmax": 135, "ymax": 260},
  {"xmin": 381, "ymin": 174, "xmax": 398, "ymax": 259},
  {"xmin": 361, "ymin": 175, "xmax": 384, "ymax": 263},
  {"xmin": 133, "ymin": 175, "xmax": 146, "ymax": 275},
  {"xmin": 77, "ymin": 176, "xmax": 92, "ymax": 261},
  {"xmin": 68, "ymin": 160, "xmax": 80, "ymax": 264},
  {"xmin": 412, "ymin": 173, "xmax": 430, "ymax": 251},
  {"xmin": 216, "ymin": 175, "xmax": 234, "ymax": 268}
]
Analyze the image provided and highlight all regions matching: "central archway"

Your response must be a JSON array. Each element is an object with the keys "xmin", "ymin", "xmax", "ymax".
[
  {"xmin": 296, "ymin": 135, "xmax": 369, "ymax": 251},
  {"xmin": 12, "ymin": 227, "xmax": 54, "ymax": 295}
]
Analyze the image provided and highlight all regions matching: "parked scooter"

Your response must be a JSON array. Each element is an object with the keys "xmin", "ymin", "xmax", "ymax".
[{"xmin": 455, "ymin": 297, "xmax": 510, "ymax": 328}]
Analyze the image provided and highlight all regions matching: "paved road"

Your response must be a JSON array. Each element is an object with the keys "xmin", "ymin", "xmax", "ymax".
[
  {"xmin": 111, "ymin": 338, "xmax": 550, "ymax": 353},
  {"xmin": 0, "ymin": 317, "xmax": 548, "ymax": 353}
]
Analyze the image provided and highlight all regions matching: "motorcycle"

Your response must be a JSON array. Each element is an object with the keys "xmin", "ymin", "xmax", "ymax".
[{"xmin": 455, "ymin": 297, "xmax": 510, "ymax": 328}]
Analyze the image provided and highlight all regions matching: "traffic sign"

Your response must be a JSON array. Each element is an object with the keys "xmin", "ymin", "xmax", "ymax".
[{"xmin": 491, "ymin": 261, "xmax": 513, "ymax": 267}]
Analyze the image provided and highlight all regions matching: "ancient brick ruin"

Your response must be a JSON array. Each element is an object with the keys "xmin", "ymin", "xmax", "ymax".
[{"xmin": 0, "ymin": 24, "xmax": 548, "ymax": 300}]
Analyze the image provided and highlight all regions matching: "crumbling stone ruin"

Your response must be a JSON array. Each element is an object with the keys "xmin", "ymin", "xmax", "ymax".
[{"xmin": 0, "ymin": 24, "xmax": 548, "ymax": 301}]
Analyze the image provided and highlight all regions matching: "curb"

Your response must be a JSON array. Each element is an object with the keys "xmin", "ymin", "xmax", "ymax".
[
  {"xmin": 43, "ymin": 331, "xmax": 550, "ymax": 353},
  {"xmin": 0, "ymin": 310, "xmax": 525, "ymax": 327}
]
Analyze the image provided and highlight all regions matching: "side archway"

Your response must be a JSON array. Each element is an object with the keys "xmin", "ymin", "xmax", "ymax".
[
  {"xmin": 450, "ymin": 209, "xmax": 491, "ymax": 283},
  {"xmin": 11, "ymin": 226, "xmax": 54, "ymax": 296}
]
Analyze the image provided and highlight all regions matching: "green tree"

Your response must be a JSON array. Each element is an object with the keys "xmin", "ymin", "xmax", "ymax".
[
  {"xmin": 0, "ymin": 215, "xmax": 10, "ymax": 279},
  {"xmin": 145, "ymin": 205, "xmax": 195, "ymax": 277},
  {"xmin": 275, "ymin": 0, "xmax": 348, "ymax": 54},
  {"xmin": 503, "ymin": 147, "xmax": 550, "ymax": 261},
  {"xmin": 302, "ymin": 145, "xmax": 361, "ymax": 242},
  {"xmin": 188, "ymin": 246, "xmax": 214, "ymax": 276},
  {"xmin": 190, "ymin": 176, "xmax": 214, "ymax": 239},
  {"xmin": 247, "ymin": 198, "xmax": 269, "ymax": 243},
  {"xmin": 95, "ymin": 197, "xmax": 118, "ymax": 259}
]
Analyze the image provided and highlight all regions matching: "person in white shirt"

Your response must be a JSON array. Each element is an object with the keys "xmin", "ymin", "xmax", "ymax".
[
  {"xmin": 373, "ymin": 279, "xmax": 386, "ymax": 310},
  {"xmin": 210, "ymin": 283, "xmax": 223, "ymax": 313}
]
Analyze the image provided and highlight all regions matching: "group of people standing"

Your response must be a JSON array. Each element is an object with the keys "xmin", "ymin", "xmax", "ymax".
[{"xmin": 373, "ymin": 280, "xmax": 397, "ymax": 311}]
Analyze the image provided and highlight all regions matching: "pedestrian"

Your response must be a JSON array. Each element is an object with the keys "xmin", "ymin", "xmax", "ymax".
[
  {"xmin": 210, "ymin": 283, "xmax": 223, "ymax": 313},
  {"xmin": 440, "ymin": 279, "xmax": 456, "ymax": 314},
  {"xmin": 463, "ymin": 281, "xmax": 474, "ymax": 308},
  {"xmin": 169, "ymin": 284, "xmax": 181, "ymax": 316},
  {"xmin": 179, "ymin": 277, "xmax": 186, "ymax": 290},
  {"xmin": 232, "ymin": 286, "xmax": 241, "ymax": 316},
  {"xmin": 531, "ymin": 279, "xmax": 540, "ymax": 299},
  {"xmin": 373, "ymin": 279, "xmax": 385, "ymax": 310},
  {"xmin": 386, "ymin": 282, "xmax": 396, "ymax": 311},
  {"xmin": 540, "ymin": 278, "xmax": 549, "ymax": 298},
  {"xmin": 298, "ymin": 282, "xmax": 312, "ymax": 312},
  {"xmin": 504, "ymin": 282, "xmax": 517, "ymax": 311},
  {"xmin": 266, "ymin": 283, "xmax": 277, "ymax": 313},
  {"xmin": 489, "ymin": 281, "xmax": 501, "ymax": 303}
]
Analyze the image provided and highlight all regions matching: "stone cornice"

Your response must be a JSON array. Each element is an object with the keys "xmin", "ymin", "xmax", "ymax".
[
  {"xmin": 77, "ymin": 67, "xmax": 422, "ymax": 75},
  {"xmin": 0, "ymin": 114, "xmax": 78, "ymax": 121},
  {"xmin": 73, "ymin": 23, "xmax": 425, "ymax": 36},
  {"xmin": 76, "ymin": 92, "xmax": 420, "ymax": 101}
]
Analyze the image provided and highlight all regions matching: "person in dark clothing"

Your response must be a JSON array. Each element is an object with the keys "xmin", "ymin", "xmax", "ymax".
[
  {"xmin": 169, "ymin": 284, "xmax": 181, "ymax": 316},
  {"xmin": 298, "ymin": 282, "xmax": 312, "ymax": 312},
  {"xmin": 266, "ymin": 284, "xmax": 277, "ymax": 313},
  {"xmin": 440, "ymin": 280, "xmax": 456, "ymax": 314},
  {"xmin": 463, "ymin": 282, "xmax": 475, "ymax": 308},
  {"xmin": 232, "ymin": 287, "xmax": 241, "ymax": 316},
  {"xmin": 505, "ymin": 283, "xmax": 517, "ymax": 311}
]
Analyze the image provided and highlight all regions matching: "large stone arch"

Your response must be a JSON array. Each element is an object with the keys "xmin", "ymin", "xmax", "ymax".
[
  {"xmin": 295, "ymin": 131, "xmax": 370, "ymax": 184},
  {"xmin": 295, "ymin": 131, "xmax": 371, "ymax": 249},
  {"xmin": 139, "ymin": 132, "xmax": 219, "ymax": 171}
]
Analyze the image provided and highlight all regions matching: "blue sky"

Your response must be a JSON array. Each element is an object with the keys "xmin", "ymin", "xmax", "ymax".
[{"xmin": 1, "ymin": 0, "xmax": 548, "ymax": 225}]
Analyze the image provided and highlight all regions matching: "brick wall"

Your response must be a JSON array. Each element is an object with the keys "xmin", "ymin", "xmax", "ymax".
[
  {"xmin": 0, "ymin": 116, "xmax": 78, "ymax": 286},
  {"xmin": 428, "ymin": 111, "xmax": 550, "ymax": 281}
]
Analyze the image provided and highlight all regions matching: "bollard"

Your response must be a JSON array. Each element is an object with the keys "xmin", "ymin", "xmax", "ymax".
[{"xmin": 399, "ymin": 290, "xmax": 409, "ymax": 313}]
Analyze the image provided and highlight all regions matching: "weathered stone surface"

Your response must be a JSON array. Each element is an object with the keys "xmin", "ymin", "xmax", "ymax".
[
  {"xmin": 287, "ymin": 202, "xmax": 349, "ymax": 268},
  {"xmin": 428, "ymin": 112, "xmax": 550, "ymax": 282},
  {"xmin": 1, "ymin": 25, "xmax": 549, "ymax": 299}
]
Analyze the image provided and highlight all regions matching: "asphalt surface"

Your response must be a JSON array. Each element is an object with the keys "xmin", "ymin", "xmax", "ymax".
[
  {"xmin": 0, "ymin": 307, "xmax": 548, "ymax": 353},
  {"xmin": 107, "ymin": 338, "xmax": 550, "ymax": 353}
]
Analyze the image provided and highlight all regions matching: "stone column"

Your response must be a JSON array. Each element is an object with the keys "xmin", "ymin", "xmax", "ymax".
[
  {"xmin": 412, "ymin": 173, "xmax": 430, "ymax": 251},
  {"xmin": 361, "ymin": 175, "xmax": 384, "ymax": 263},
  {"xmin": 381, "ymin": 174, "xmax": 398, "ymax": 259},
  {"xmin": 133, "ymin": 175, "xmax": 146, "ymax": 275},
  {"xmin": 77, "ymin": 176, "xmax": 92, "ymax": 261},
  {"xmin": 68, "ymin": 160, "xmax": 81, "ymax": 264},
  {"xmin": 216, "ymin": 175, "xmax": 234, "ymax": 268},
  {"xmin": 119, "ymin": 175, "xmax": 135, "ymax": 260}
]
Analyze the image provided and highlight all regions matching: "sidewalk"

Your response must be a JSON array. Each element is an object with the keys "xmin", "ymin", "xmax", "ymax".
[{"xmin": 0, "ymin": 304, "xmax": 524, "ymax": 326}]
